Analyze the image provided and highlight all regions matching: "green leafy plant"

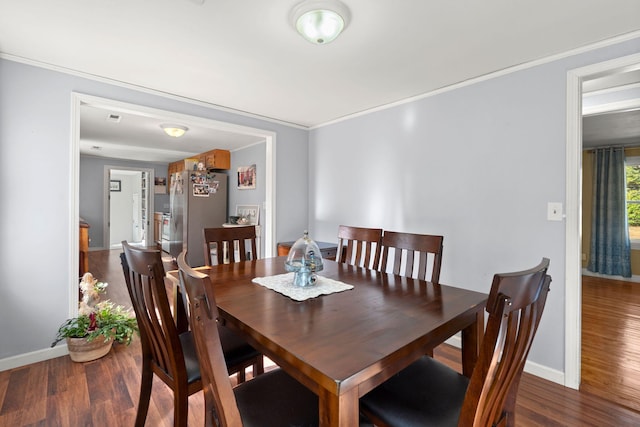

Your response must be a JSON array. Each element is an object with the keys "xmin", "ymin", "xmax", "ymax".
[
  {"xmin": 51, "ymin": 300, "xmax": 138, "ymax": 347},
  {"xmin": 52, "ymin": 272, "xmax": 138, "ymax": 348}
]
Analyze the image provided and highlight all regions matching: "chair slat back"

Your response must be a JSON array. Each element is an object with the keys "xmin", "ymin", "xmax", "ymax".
[
  {"xmin": 379, "ymin": 231, "xmax": 444, "ymax": 283},
  {"xmin": 460, "ymin": 258, "xmax": 551, "ymax": 427},
  {"xmin": 336, "ymin": 225, "xmax": 383, "ymax": 270},
  {"xmin": 203, "ymin": 226, "xmax": 258, "ymax": 266},
  {"xmin": 121, "ymin": 242, "xmax": 187, "ymax": 384},
  {"xmin": 177, "ymin": 252, "xmax": 243, "ymax": 427}
]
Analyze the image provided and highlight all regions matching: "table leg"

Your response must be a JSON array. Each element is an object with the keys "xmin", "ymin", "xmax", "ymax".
[
  {"xmin": 318, "ymin": 386, "xmax": 359, "ymax": 427},
  {"xmin": 461, "ymin": 310, "xmax": 484, "ymax": 377}
]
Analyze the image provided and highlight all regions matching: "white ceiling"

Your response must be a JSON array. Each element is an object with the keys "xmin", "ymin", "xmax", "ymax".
[
  {"xmin": 79, "ymin": 103, "xmax": 265, "ymax": 162},
  {"xmin": 2, "ymin": 0, "xmax": 640, "ymax": 160},
  {"xmin": 582, "ymin": 70, "xmax": 640, "ymax": 149},
  {"xmin": 583, "ymin": 109, "xmax": 640, "ymax": 148}
]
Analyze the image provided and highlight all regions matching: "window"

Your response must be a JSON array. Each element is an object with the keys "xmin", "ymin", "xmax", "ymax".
[{"xmin": 626, "ymin": 156, "xmax": 640, "ymax": 246}]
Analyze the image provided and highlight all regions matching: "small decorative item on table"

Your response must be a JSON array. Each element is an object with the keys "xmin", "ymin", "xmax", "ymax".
[{"xmin": 284, "ymin": 231, "xmax": 324, "ymax": 287}]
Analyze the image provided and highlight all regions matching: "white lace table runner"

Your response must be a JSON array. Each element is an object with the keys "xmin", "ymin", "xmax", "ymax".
[{"xmin": 251, "ymin": 272, "xmax": 354, "ymax": 301}]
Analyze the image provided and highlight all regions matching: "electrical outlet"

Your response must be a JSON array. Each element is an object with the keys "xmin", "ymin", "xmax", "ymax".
[{"xmin": 547, "ymin": 202, "xmax": 563, "ymax": 221}]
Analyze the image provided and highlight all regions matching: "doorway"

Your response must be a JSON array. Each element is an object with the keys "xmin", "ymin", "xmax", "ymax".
[
  {"xmin": 565, "ymin": 53, "xmax": 640, "ymax": 390},
  {"xmin": 107, "ymin": 167, "xmax": 154, "ymax": 248},
  {"xmin": 71, "ymin": 93, "xmax": 277, "ymax": 313}
]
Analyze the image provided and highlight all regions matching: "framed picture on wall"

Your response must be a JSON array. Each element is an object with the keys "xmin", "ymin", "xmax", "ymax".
[
  {"xmin": 154, "ymin": 176, "xmax": 167, "ymax": 194},
  {"xmin": 110, "ymin": 180, "xmax": 121, "ymax": 192},
  {"xmin": 237, "ymin": 164, "xmax": 256, "ymax": 190}
]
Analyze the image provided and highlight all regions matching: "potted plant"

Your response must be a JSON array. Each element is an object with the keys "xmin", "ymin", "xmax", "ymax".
[{"xmin": 51, "ymin": 273, "xmax": 138, "ymax": 362}]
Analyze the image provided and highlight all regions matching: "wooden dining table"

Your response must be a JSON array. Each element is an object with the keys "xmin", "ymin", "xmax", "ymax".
[{"xmin": 170, "ymin": 257, "xmax": 487, "ymax": 427}]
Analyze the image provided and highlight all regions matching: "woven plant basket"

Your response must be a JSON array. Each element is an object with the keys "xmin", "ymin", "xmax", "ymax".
[{"xmin": 66, "ymin": 336, "xmax": 113, "ymax": 362}]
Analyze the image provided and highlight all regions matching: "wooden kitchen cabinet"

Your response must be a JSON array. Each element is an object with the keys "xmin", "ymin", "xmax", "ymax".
[
  {"xmin": 168, "ymin": 160, "xmax": 181, "ymax": 176},
  {"xmin": 79, "ymin": 220, "xmax": 90, "ymax": 275},
  {"xmin": 79, "ymin": 220, "xmax": 90, "ymax": 300},
  {"xmin": 204, "ymin": 149, "xmax": 230, "ymax": 170},
  {"xmin": 168, "ymin": 158, "xmax": 199, "ymax": 177},
  {"xmin": 153, "ymin": 212, "xmax": 163, "ymax": 247},
  {"xmin": 168, "ymin": 150, "xmax": 230, "ymax": 177}
]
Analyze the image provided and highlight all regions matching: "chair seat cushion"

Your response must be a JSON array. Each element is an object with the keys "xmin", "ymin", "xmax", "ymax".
[
  {"xmin": 178, "ymin": 332, "xmax": 202, "ymax": 384},
  {"xmin": 217, "ymin": 323, "xmax": 261, "ymax": 367},
  {"xmin": 234, "ymin": 369, "xmax": 318, "ymax": 427},
  {"xmin": 360, "ymin": 356, "xmax": 469, "ymax": 427}
]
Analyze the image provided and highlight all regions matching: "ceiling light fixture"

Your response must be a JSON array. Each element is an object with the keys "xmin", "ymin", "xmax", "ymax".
[
  {"xmin": 161, "ymin": 124, "xmax": 188, "ymax": 138},
  {"xmin": 290, "ymin": 0, "xmax": 350, "ymax": 45}
]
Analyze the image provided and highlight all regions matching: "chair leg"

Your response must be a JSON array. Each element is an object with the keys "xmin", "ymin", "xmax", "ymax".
[
  {"xmin": 173, "ymin": 386, "xmax": 189, "ymax": 427},
  {"xmin": 254, "ymin": 356, "xmax": 264, "ymax": 376},
  {"xmin": 203, "ymin": 390, "xmax": 217, "ymax": 427},
  {"xmin": 205, "ymin": 407, "xmax": 216, "ymax": 427},
  {"xmin": 237, "ymin": 367, "xmax": 246, "ymax": 384},
  {"xmin": 135, "ymin": 361, "xmax": 153, "ymax": 427}
]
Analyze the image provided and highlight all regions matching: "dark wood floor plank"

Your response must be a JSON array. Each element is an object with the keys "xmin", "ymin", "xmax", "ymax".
[
  {"xmin": 21, "ymin": 362, "xmax": 48, "ymax": 425},
  {"xmin": 0, "ymin": 367, "xmax": 30, "ymax": 415},
  {"xmin": 581, "ymin": 275, "xmax": 640, "ymax": 413},
  {"xmin": 0, "ymin": 369, "xmax": 9, "ymax": 413}
]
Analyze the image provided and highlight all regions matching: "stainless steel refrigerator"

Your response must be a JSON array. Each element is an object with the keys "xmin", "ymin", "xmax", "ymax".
[{"xmin": 169, "ymin": 169, "xmax": 227, "ymax": 267}]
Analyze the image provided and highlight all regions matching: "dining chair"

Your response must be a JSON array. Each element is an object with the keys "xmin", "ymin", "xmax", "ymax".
[
  {"xmin": 336, "ymin": 225, "xmax": 383, "ymax": 270},
  {"xmin": 177, "ymin": 252, "xmax": 320, "ymax": 427},
  {"xmin": 120, "ymin": 242, "xmax": 262, "ymax": 427},
  {"xmin": 178, "ymin": 249, "xmax": 264, "ymax": 382},
  {"xmin": 379, "ymin": 231, "xmax": 444, "ymax": 283},
  {"xmin": 203, "ymin": 226, "xmax": 258, "ymax": 266},
  {"xmin": 360, "ymin": 258, "xmax": 552, "ymax": 427}
]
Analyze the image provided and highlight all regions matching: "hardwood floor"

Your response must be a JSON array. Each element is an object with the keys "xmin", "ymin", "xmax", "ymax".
[
  {"xmin": 1, "ymin": 250, "xmax": 639, "ymax": 426},
  {"xmin": 581, "ymin": 274, "xmax": 640, "ymax": 413}
]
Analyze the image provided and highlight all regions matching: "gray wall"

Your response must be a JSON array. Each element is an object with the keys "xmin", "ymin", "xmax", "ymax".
[
  {"xmin": 229, "ymin": 142, "xmax": 267, "ymax": 256},
  {"xmin": 308, "ymin": 36, "xmax": 640, "ymax": 376},
  {"xmin": 0, "ymin": 58, "xmax": 308, "ymax": 363},
  {"xmin": 80, "ymin": 155, "xmax": 170, "ymax": 248}
]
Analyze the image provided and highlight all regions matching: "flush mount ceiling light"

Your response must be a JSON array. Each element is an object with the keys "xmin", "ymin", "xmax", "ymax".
[
  {"xmin": 160, "ymin": 124, "xmax": 188, "ymax": 138},
  {"xmin": 290, "ymin": 0, "xmax": 350, "ymax": 45}
]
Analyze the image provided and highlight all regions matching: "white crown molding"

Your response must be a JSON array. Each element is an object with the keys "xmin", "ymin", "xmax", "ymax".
[
  {"xmin": 3, "ymin": 30, "xmax": 640, "ymax": 132},
  {"xmin": 583, "ymin": 81, "xmax": 640, "ymax": 98},
  {"xmin": 313, "ymin": 30, "xmax": 640, "ymax": 129},
  {"xmin": 0, "ymin": 53, "xmax": 309, "ymax": 130},
  {"xmin": 583, "ymin": 98, "xmax": 640, "ymax": 116}
]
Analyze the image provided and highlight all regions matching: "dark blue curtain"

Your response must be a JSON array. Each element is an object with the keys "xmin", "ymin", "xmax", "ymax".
[{"xmin": 588, "ymin": 147, "xmax": 632, "ymax": 277}]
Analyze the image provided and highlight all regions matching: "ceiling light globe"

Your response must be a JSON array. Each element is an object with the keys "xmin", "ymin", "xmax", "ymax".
[
  {"xmin": 297, "ymin": 10, "xmax": 344, "ymax": 44},
  {"xmin": 161, "ymin": 124, "xmax": 188, "ymax": 138},
  {"xmin": 291, "ymin": 0, "xmax": 350, "ymax": 45}
]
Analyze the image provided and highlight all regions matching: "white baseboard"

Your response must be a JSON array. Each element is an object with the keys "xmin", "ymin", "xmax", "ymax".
[
  {"xmin": 0, "ymin": 345, "xmax": 68, "ymax": 372},
  {"xmin": 444, "ymin": 335, "xmax": 564, "ymax": 386},
  {"xmin": 581, "ymin": 268, "xmax": 640, "ymax": 283}
]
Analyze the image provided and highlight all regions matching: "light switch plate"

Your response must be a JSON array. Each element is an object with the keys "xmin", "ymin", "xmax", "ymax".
[{"xmin": 547, "ymin": 202, "xmax": 563, "ymax": 221}]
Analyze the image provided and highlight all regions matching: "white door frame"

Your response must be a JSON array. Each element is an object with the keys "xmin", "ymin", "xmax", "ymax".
[
  {"xmin": 105, "ymin": 166, "xmax": 155, "ymax": 248},
  {"xmin": 70, "ymin": 93, "xmax": 277, "ymax": 312},
  {"xmin": 565, "ymin": 52, "xmax": 640, "ymax": 389}
]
